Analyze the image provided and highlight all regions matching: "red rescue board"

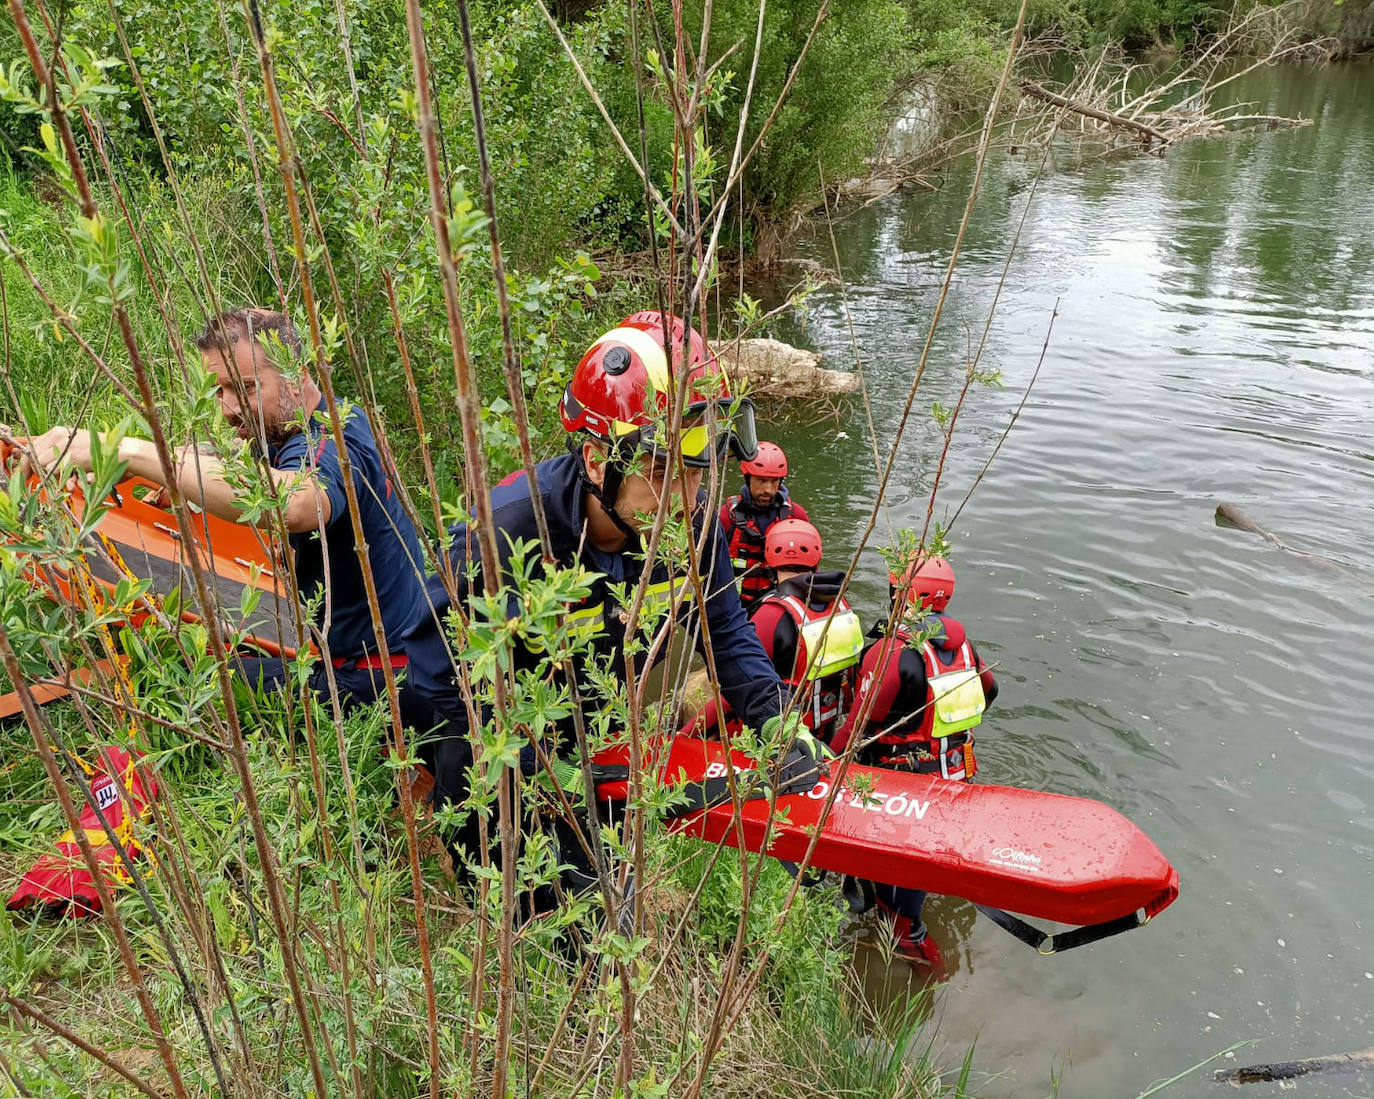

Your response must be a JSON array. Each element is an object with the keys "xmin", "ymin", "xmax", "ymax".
[{"xmin": 626, "ymin": 735, "xmax": 1179, "ymax": 928}]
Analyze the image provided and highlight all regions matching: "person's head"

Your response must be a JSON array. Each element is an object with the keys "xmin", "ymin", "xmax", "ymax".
[
  {"xmin": 195, "ymin": 308, "xmax": 311, "ymax": 447},
  {"xmin": 765, "ymin": 517, "xmax": 822, "ymax": 582},
  {"xmin": 560, "ymin": 310, "xmax": 757, "ymax": 542},
  {"xmin": 740, "ymin": 440, "xmax": 787, "ymax": 509},
  {"xmin": 889, "ymin": 554, "xmax": 955, "ymax": 614}
]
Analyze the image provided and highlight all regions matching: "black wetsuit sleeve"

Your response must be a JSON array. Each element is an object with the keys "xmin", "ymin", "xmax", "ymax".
[
  {"xmin": 771, "ymin": 614, "xmax": 799, "ymax": 682},
  {"xmin": 888, "ymin": 647, "xmax": 932, "ymax": 738}
]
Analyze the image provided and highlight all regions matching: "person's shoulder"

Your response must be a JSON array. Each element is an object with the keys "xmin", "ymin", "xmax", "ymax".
[
  {"xmin": 788, "ymin": 499, "xmax": 809, "ymax": 520},
  {"xmin": 749, "ymin": 596, "xmax": 786, "ymax": 624},
  {"xmin": 488, "ymin": 453, "xmax": 584, "ymax": 557},
  {"xmin": 334, "ymin": 399, "xmax": 384, "ymax": 457},
  {"xmin": 861, "ymin": 633, "xmax": 906, "ymax": 669},
  {"xmin": 492, "ymin": 453, "xmax": 579, "ymax": 508},
  {"xmin": 756, "ymin": 588, "xmax": 803, "ymax": 621}
]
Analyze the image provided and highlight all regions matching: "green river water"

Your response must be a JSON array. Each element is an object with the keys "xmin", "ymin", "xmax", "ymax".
[{"xmin": 758, "ymin": 59, "xmax": 1374, "ymax": 1097}]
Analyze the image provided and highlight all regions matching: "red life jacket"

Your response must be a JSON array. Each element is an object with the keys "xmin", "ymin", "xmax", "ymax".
[
  {"xmin": 852, "ymin": 615, "xmax": 984, "ymax": 781},
  {"xmin": 754, "ymin": 588, "xmax": 864, "ymax": 742},
  {"xmin": 721, "ymin": 493, "xmax": 806, "ymax": 607}
]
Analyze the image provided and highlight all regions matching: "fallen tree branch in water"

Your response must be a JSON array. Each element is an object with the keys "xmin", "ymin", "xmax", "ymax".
[
  {"xmin": 1019, "ymin": 80, "xmax": 1168, "ymax": 146},
  {"xmin": 1006, "ymin": 2, "xmax": 1332, "ymax": 159},
  {"xmin": 1214, "ymin": 1047, "xmax": 1374, "ymax": 1086},
  {"xmin": 1213, "ymin": 503, "xmax": 1351, "ymax": 576}
]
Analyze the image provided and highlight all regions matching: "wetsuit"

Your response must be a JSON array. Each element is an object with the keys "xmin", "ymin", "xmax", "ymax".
[
  {"xmin": 403, "ymin": 452, "xmax": 789, "ymax": 895},
  {"xmin": 749, "ymin": 569, "xmax": 864, "ymax": 744},
  {"xmin": 831, "ymin": 612, "xmax": 998, "ymax": 932},
  {"xmin": 718, "ymin": 484, "xmax": 808, "ymax": 608}
]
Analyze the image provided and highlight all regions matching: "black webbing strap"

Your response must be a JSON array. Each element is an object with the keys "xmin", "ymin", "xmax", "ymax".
[{"xmin": 975, "ymin": 904, "xmax": 1147, "ymax": 954}]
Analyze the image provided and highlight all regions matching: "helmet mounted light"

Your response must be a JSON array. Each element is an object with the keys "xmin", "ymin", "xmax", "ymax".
[{"xmin": 559, "ymin": 311, "xmax": 757, "ymax": 470}]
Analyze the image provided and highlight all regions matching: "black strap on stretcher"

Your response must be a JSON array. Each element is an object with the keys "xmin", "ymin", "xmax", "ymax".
[{"xmin": 974, "ymin": 903, "xmax": 1150, "ymax": 954}]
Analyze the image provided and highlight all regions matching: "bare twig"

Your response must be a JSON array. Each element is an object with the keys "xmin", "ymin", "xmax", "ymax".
[
  {"xmin": 1214, "ymin": 1047, "xmax": 1374, "ymax": 1086},
  {"xmin": 1019, "ymin": 80, "xmax": 1168, "ymax": 144}
]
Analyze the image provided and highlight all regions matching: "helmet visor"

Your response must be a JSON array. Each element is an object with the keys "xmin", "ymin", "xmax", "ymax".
[{"xmin": 637, "ymin": 398, "xmax": 758, "ymax": 468}]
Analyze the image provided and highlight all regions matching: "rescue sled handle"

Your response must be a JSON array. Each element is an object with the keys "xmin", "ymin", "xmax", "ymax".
[{"xmin": 0, "ymin": 436, "xmax": 283, "ymax": 597}]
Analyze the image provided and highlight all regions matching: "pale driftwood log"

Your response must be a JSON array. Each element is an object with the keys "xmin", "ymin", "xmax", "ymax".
[
  {"xmin": 1019, "ymin": 79, "xmax": 1170, "ymax": 145},
  {"xmin": 1214, "ymin": 1047, "xmax": 1374, "ymax": 1086},
  {"xmin": 717, "ymin": 338, "xmax": 860, "ymax": 399}
]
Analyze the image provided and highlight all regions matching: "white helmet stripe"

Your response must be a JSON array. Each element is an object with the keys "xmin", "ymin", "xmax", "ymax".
[{"xmin": 592, "ymin": 326, "xmax": 670, "ymax": 392}]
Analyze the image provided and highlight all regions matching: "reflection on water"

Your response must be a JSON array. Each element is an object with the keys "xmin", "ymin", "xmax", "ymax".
[{"xmin": 759, "ymin": 60, "xmax": 1374, "ymax": 1097}]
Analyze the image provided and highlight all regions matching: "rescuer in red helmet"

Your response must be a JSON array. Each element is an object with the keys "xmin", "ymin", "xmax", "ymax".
[
  {"xmin": 404, "ymin": 311, "xmax": 827, "ymax": 917},
  {"xmin": 719, "ymin": 440, "xmax": 809, "ymax": 609},
  {"xmin": 830, "ymin": 552, "xmax": 999, "ymax": 976},
  {"xmin": 747, "ymin": 519, "xmax": 864, "ymax": 746}
]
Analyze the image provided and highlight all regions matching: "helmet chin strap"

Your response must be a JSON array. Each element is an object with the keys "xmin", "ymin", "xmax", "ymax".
[{"xmin": 571, "ymin": 437, "xmax": 643, "ymax": 546}]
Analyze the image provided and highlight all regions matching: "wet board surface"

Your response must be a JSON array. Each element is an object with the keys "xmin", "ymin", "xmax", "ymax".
[{"xmin": 603, "ymin": 735, "xmax": 1180, "ymax": 927}]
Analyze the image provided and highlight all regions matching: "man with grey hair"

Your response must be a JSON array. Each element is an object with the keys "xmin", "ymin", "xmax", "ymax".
[{"xmin": 25, "ymin": 307, "xmax": 428, "ymax": 712}]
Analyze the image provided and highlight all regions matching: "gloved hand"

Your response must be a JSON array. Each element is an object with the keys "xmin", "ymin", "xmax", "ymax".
[
  {"xmin": 545, "ymin": 757, "xmax": 632, "ymax": 804},
  {"xmin": 763, "ymin": 713, "xmax": 832, "ymax": 796}
]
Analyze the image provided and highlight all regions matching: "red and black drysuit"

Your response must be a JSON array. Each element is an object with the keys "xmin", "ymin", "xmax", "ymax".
[
  {"xmin": 718, "ymin": 485, "xmax": 808, "ymax": 608},
  {"xmin": 830, "ymin": 613, "xmax": 998, "ymax": 927},
  {"xmin": 748, "ymin": 569, "xmax": 858, "ymax": 745}
]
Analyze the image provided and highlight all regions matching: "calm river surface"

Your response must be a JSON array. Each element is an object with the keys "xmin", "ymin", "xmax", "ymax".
[{"xmin": 761, "ymin": 60, "xmax": 1374, "ymax": 1097}]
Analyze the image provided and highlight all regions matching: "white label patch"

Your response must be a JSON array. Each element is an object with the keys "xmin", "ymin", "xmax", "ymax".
[
  {"xmin": 93, "ymin": 776, "xmax": 119, "ymax": 813},
  {"xmin": 989, "ymin": 846, "xmax": 1043, "ymax": 873}
]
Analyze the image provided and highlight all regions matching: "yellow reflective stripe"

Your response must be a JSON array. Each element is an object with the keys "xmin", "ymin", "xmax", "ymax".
[
  {"xmin": 567, "ymin": 604, "xmax": 605, "ymax": 640},
  {"xmin": 642, "ymin": 576, "xmax": 691, "ymax": 614},
  {"xmin": 566, "ymin": 578, "xmax": 693, "ymax": 643},
  {"xmin": 593, "ymin": 326, "xmax": 669, "ymax": 392}
]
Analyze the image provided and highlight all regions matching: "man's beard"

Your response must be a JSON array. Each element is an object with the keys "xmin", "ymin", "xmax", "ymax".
[{"xmin": 238, "ymin": 391, "xmax": 299, "ymax": 452}]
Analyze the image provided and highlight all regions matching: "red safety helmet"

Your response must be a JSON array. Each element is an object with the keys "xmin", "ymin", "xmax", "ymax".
[
  {"xmin": 741, "ymin": 440, "xmax": 787, "ymax": 479},
  {"xmin": 891, "ymin": 555, "xmax": 955, "ymax": 612},
  {"xmin": 559, "ymin": 311, "xmax": 758, "ymax": 468},
  {"xmin": 765, "ymin": 518, "xmax": 823, "ymax": 570}
]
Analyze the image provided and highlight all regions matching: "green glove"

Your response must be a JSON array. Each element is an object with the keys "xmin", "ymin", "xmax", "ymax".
[
  {"xmin": 762, "ymin": 713, "xmax": 832, "ymax": 796},
  {"xmin": 549, "ymin": 757, "xmax": 583, "ymax": 796}
]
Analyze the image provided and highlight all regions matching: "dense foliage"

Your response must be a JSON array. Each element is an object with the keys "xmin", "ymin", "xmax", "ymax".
[{"xmin": 0, "ymin": 2, "xmax": 952, "ymax": 1094}]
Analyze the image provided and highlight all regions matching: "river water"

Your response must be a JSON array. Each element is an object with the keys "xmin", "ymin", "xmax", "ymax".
[{"xmin": 760, "ymin": 60, "xmax": 1374, "ymax": 1097}]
